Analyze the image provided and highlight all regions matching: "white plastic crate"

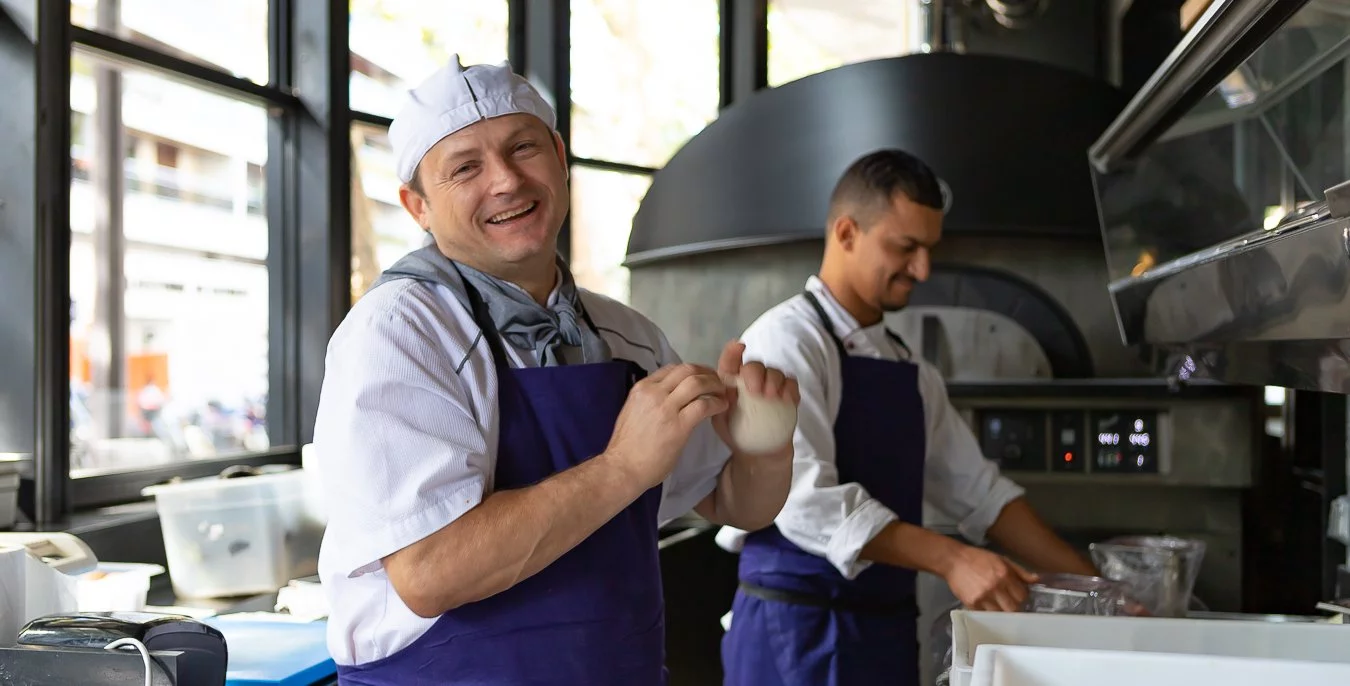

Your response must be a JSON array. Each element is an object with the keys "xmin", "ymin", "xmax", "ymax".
[
  {"xmin": 968, "ymin": 644, "xmax": 1350, "ymax": 686},
  {"xmin": 948, "ymin": 610, "xmax": 1350, "ymax": 686}
]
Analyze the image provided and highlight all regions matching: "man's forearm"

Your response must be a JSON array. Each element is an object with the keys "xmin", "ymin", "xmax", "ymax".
[
  {"xmin": 860, "ymin": 520, "xmax": 969, "ymax": 577},
  {"xmin": 986, "ymin": 497, "xmax": 1097, "ymax": 576},
  {"xmin": 695, "ymin": 451, "xmax": 792, "ymax": 531},
  {"xmin": 383, "ymin": 452, "xmax": 647, "ymax": 618}
]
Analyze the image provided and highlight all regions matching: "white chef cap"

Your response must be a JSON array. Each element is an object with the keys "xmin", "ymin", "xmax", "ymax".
[{"xmin": 389, "ymin": 54, "xmax": 557, "ymax": 184}]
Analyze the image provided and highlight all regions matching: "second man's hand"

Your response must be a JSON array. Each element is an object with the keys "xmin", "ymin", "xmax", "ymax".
[
  {"xmin": 711, "ymin": 340, "xmax": 801, "ymax": 457},
  {"xmin": 942, "ymin": 544, "xmax": 1039, "ymax": 612}
]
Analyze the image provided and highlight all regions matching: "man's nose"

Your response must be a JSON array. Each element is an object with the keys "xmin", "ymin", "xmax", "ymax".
[
  {"xmin": 909, "ymin": 248, "xmax": 931, "ymax": 282},
  {"xmin": 484, "ymin": 156, "xmax": 525, "ymax": 194}
]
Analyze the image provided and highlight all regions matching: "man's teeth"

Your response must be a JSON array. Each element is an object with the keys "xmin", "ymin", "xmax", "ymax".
[{"xmin": 488, "ymin": 203, "xmax": 536, "ymax": 223}]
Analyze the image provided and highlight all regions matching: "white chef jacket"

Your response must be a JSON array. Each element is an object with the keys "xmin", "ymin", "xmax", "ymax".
[
  {"xmin": 715, "ymin": 276, "xmax": 1025, "ymax": 580},
  {"xmin": 313, "ymin": 273, "xmax": 732, "ymax": 666}
]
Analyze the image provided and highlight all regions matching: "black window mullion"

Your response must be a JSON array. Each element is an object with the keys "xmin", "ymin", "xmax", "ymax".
[
  {"xmin": 34, "ymin": 0, "xmax": 73, "ymax": 525},
  {"xmin": 719, "ymin": 0, "xmax": 767, "ymax": 110},
  {"xmin": 0, "ymin": 3, "xmax": 44, "ymax": 523},
  {"xmin": 267, "ymin": 0, "xmax": 299, "ymax": 450},
  {"xmin": 70, "ymin": 25, "xmax": 299, "ymax": 111},
  {"xmin": 293, "ymin": 0, "xmax": 351, "ymax": 444},
  {"xmin": 351, "ymin": 109, "xmax": 392, "ymax": 128}
]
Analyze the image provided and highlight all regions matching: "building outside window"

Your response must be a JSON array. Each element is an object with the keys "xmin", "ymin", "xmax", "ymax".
[
  {"xmin": 68, "ymin": 1, "xmax": 272, "ymax": 476},
  {"xmin": 568, "ymin": 0, "xmax": 720, "ymax": 304},
  {"xmin": 767, "ymin": 0, "xmax": 918, "ymax": 87}
]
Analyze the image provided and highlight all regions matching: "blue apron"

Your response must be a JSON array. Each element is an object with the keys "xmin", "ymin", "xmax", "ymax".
[
  {"xmin": 721, "ymin": 291, "xmax": 927, "ymax": 686},
  {"xmin": 337, "ymin": 273, "xmax": 667, "ymax": 686}
]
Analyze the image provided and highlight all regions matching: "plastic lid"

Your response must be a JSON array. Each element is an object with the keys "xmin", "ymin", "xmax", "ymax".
[
  {"xmin": 1030, "ymin": 573, "xmax": 1125, "ymax": 595},
  {"xmin": 141, "ymin": 465, "xmax": 301, "ymax": 498},
  {"xmin": 1092, "ymin": 535, "xmax": 1204, "ymax": 551}
]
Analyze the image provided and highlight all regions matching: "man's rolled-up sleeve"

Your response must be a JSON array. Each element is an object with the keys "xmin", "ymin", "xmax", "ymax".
[
  {"xmin": 314, "ymin": 307, "xmax": 491, "ymax": 579},
  {"xmin": 918, "ymin": 363, "xmax": 1025, "ymax": 545}
]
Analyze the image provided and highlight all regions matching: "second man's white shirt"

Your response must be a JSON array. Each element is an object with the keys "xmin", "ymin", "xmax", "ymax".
[
  {"xmin": 314, "ymin": 274, "xmax": 732, "ymax": 666},
  {"xmin": 715, "ymin": 276, "xmax": 1025, "ymax": 579}
]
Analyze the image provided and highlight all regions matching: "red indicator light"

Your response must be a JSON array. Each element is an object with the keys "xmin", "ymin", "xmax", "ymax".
[{"xmin": 1064, "ymin": 452, "xmax": 1074, "ymax": 462}]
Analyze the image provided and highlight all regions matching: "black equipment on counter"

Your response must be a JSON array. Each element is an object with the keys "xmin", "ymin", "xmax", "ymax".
[{"xmin": 15, "ymin": 611, "xmax": 228, "ymax": 685}]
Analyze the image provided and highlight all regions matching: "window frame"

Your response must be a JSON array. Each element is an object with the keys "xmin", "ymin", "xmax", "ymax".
[
  {"xmin": 21, "ymin": 0, "xmax": 755, "ymax": 524},
  {"xmin": 30, "ymin": 0, "xmax": 343, "ymax": 519}
]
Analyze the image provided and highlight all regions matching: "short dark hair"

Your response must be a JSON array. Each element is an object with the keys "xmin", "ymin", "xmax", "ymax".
[
  {"xmin": 828, "ymin": 149, "xmax": 943, "ymax": 226},
  {"xmin": 408, "ymin": 162, "xmax": 426, "ymax": 197}
]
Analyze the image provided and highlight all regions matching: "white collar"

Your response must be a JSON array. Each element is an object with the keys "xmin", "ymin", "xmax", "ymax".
[
  {"xmin": 804, "ymin": 275, "xmax": 865, "ymax": 338},
  {"xmin": 803, "ymin": 276, "xmax": 911, "ymax": 360}
]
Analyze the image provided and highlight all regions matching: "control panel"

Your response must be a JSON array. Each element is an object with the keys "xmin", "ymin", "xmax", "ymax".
[
  {"xmin": 1090, "ymin": 410, "xmax": 1158, "ymax": 473},
  {"xmin": 978, "ymin": 410, "xmax": 1046, "ymax": 471},
  {"xmin": 975, "ymin": 408, "xmax": 1162, "ymax": 474}
]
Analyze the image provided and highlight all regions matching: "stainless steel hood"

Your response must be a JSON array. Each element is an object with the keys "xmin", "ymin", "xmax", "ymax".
[{"xmin": 1089, "ymin": 0, "xmax": 1350, "ymax": 394}]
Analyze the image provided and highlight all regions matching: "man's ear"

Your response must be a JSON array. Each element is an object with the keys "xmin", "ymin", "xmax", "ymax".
[
  {"xmin": 831, "ymin": 215, "xmax": 860, "ymax": 251},
  {"xmin": 398, "ymin": 183, "xmax": 431, "ymax": 229},
  {"xmin": 553, "ymin": 131, "xmax": 568, "ymax": 179}
]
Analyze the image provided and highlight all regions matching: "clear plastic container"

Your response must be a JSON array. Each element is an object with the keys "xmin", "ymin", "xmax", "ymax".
[
  {"xmin": 1090, "ymin": 535, "xmax": 1206, "ymax": 618},
  {"xmin": 76, "ymin": 562, "xmax": 165, "ymax": 611},
  {"xmin": 1023, "ymin": 573, "xmax": 1129, "ymax": 616},
  {"xmin": 142, "ymin": 468, "xmax": 324, "ymax": 599}
]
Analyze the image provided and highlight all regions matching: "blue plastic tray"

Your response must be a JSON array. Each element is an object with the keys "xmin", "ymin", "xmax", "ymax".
[{"xmin": 202, "ymin": 617, "xmax": 336, "ymax": 686}]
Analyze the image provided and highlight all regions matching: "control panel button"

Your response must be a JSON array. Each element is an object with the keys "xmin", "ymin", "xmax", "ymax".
[
  {"xmin": 1090, "ymin": 410, "xmax": 1158, "ymax": 474},
  {"xmin": 978, "ymin": 410, "xmax": 1046, "ymax": 472},
  {"xmin": 1051, "ymin": 411, "xmax": 1086, "ymax": 473}
]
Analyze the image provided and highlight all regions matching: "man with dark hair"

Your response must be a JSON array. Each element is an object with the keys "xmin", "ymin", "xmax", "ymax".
[{"xmin": 717, "ymin": 149, "xmax": 1095, "ymax": 685}]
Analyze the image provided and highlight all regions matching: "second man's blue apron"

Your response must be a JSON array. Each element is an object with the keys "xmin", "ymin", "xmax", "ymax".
[
  {"xmin": 338, "ymin": 270, "xmax": 667, "ymax": 686},
  {"xmin": 721, "ymin": 290, "xmax": 927, "ymax": 686}
]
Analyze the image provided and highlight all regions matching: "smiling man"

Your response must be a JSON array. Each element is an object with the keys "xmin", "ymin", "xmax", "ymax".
[
  {"xmin": 717, "ymin": 149, "xmax": 1096, "ymax": 686},
  {"xmin": 312, "ymin": 57, "xmax": 799, "ymax": 685}
]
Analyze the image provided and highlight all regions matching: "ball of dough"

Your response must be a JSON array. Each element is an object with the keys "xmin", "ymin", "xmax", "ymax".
[{"xmin": 726, "ymin": 376, "xmax": 797, "ymax": 454}]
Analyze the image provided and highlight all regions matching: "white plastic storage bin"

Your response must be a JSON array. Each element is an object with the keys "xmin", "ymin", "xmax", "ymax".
[
  {"xmin": 143, "ymin": 468, "xmax": 324, "ymax": 598},
  {"xmin": 948, "ymin": 610, "xmax": 1350, "ymax": 686},
  {"xmin": 968, "ymin": 644, "xmax": 1350, "ymax": 686}
]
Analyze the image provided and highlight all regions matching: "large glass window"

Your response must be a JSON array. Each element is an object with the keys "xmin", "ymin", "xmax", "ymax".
[
  {"xmin": 570, "ymin": 0, "xmax": 720, "ymax": 168},
  {"xmin": 71, "ymin": 0, "xmax": 269, "ymax": 84},
  {"xmin": 767, "ymin": 0, "xmax": 916, "ymax": 87},
  {"xmin": 349, "ymin": 0, "xmax": 511, "ymax": 118},
  {"xmin": 351, "ymin": 123, "xmax": 426, "ymax": 301},
  {"xmin": 70, "ymin": 52, "xmax": 270, "ymax": 476},
  {"xmin": 568, "ymin": 167, "xmax": 652, "ymax": 304}
]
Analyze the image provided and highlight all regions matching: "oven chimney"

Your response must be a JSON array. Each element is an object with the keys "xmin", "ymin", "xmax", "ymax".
[
  {"xmin": 919, "ymin": 0, "xmax": 1048, "ymax": 54},
  {"xmin": 918, "ymin": 0, "xmax": 967, "ymax": 54}
]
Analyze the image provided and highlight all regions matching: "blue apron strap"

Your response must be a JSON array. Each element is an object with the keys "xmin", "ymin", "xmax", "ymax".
[{"xmin": 455, "ymin": 267, "xmax": 513, "ymax": 372}]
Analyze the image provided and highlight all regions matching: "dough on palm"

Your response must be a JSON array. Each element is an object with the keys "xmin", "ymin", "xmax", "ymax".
[{"xmin": 727, "ymin": 376, "xmax": 797, "ymax": 454}]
